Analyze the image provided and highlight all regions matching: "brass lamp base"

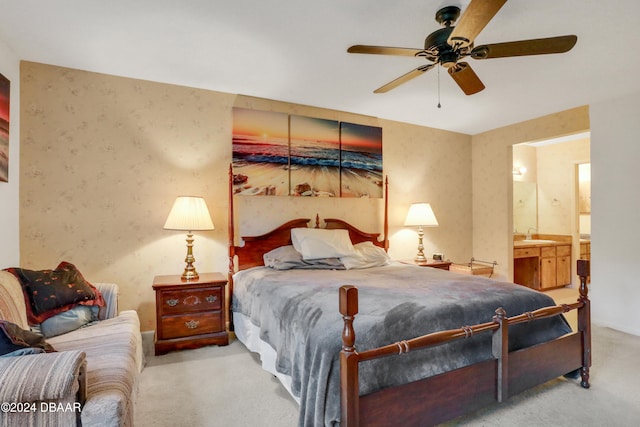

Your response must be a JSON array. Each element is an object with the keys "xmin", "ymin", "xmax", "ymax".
[
  {"xmin": 414, "ymin": 253, "xmax": 428, "ymax": 263},
  {"xmin": 181, "ymin": 269, "xmax": 199, "ymax": 281},
  {"xmin": 181, "ymin": 232, "xmax": 199, "ymax": 281},
  {"xmin": 413, "ymin": 226, "xmax": 427, "ymax": 263}
]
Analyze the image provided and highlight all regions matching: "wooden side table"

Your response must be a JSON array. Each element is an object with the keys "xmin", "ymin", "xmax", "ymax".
[
  {"xmin": 152, "ymin": 272, "xmax": 229, "ymax": 355},
  {"xmin": 400, "ymin": 259, "xmax": 452, "ymax": 270}
]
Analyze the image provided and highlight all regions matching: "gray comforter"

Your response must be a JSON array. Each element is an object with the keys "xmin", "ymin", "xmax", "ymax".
[{"xmin": 232, "ymin": 262, "xmax": 572, "ymax": 427}]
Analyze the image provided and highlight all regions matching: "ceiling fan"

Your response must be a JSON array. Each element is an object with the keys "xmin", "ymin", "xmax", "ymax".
[{"xmin": 347, "ymin": 0, "xmax": 577, "ymax": 95}]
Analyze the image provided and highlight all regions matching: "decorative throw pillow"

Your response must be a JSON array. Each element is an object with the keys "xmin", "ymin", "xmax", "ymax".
[
  {"xmin": 40, "ymin": 305, "xmax": 99, "ymax": 338},
  {"xmin": 6, "ymin": 262, "xmax": 105, "ymax": 324},
  {"xmin": 0, "ymin": 320, "xmax": 55, "ymax": 356}
]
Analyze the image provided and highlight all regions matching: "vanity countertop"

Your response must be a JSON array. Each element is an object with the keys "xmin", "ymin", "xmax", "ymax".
[{"xmin": 514, "ymin": 240, "xmax": 569, "ymax": 248}]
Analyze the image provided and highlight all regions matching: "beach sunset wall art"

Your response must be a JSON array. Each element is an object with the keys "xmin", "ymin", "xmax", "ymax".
[
  {"xmin": 232, "ymin": 108, "xmax": 383, "ymax": 198},
  {"xmin": 0, "ymin": 72, "xmax": 9, "ymax": 183},
  {"xmin": 290, "ymin": 115, "xmax": 340, "ymax": 197},
  {"xmin": 340, "ymin": 122, "xmax": 383, "ymax": 198},
  {"xmin": 232, "ymin": 108, "xmax": 289, "ymax": 196}
]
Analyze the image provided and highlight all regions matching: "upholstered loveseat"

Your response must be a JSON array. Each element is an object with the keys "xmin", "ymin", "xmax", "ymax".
[{"xmin": 0, "ymin": 269, "xmax": 144, "ymax": 427}]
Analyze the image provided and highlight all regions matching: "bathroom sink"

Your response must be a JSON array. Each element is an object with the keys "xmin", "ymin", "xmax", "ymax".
[{"xmin": 518, "ymin": 239, "xmax": 556, "ymax": 244}]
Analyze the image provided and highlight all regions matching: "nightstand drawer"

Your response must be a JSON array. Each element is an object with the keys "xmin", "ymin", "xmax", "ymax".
[
  {"xmin": 160, "ymin": 312, "xmax": 222, "ymax": 339},
  {"xmin": 159, "ymin": 287, "xmax": 222, "ymax": 315}
]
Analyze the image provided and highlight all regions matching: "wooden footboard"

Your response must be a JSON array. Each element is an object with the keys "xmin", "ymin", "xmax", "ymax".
[{"xmin": 339, "ymin": 260, "xmax": 592, "ymax": 427}]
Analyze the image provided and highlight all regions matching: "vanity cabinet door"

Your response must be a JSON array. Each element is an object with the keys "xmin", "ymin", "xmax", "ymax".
[
  {"xmin": 556, "ymin": 255, "xmax": 571, "ymax": 286},
  {"xmin": 540, "ymin": 257, "xmax": 557, "ymax": 289}
]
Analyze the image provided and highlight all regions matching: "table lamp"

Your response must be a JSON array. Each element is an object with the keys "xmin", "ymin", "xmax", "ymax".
[
  {"xmin": 404, "ymin": 202, "xmax": 439, "ymax": 263},
  {"xmin": 164, "ymin": 196, "xmax": 214, "ymax": 281}
]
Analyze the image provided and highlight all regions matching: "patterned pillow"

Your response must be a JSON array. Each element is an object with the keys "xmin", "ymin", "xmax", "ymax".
[
  {"xmin": 0, "ymin": 320, "xmax": 55, "ymax": 356},
  {"xmin": 6, "ymin": 262, "xmax": 105, "ymax": 324}
]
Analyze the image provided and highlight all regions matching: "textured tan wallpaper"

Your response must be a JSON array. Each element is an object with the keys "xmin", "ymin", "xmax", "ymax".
[{"xmin": 20, "ymin": 61, "xmax": 472, "ymax": 331}]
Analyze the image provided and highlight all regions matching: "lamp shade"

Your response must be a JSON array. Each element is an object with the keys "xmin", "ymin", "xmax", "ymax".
[
  {"xmin": 164, "ymin": 196, "xmax": 215, "ymax": 231},
  {"xmin": 404, "ymin": 203, "xmax": 439, "ymax": 227}
]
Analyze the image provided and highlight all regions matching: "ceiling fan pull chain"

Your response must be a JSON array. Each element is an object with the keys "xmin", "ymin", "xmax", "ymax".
[{"xmin": 437, "ymin": 65, "xmax": 442, "ymax": 109}]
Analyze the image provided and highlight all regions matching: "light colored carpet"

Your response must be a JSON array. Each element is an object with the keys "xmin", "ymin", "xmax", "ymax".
[
  {"xmin": 135, "ymin": 325, "xmax": 640, "ymax": 426},
  {"xmin": 134, "ymin": 339, "xmax": 298, "ymax": 426}
]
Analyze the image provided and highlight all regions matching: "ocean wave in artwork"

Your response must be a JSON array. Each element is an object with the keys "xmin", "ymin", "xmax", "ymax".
[{"xmin": 234, "ymin": 141, "xmax": 382, "ymax": 172}]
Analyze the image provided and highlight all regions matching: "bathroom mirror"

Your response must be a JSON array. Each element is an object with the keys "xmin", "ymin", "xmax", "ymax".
[{"xmin": 513, "ymin": 181, "xmax": 537, "ymax": 234}]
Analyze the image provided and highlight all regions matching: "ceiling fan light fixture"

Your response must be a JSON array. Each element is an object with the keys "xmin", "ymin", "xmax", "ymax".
[{"xmin": 439, "ymin": 51, "xmax": 458, "ymax": 69}]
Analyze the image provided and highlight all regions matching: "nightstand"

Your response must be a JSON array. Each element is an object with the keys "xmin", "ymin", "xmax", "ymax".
[
  {"xmin": 152, "ymin": 272, "xmax": 229, "ymax": 355},
  {"xmin": 400, "ymin": 259, "xmax": 452, "ymax": 270}
]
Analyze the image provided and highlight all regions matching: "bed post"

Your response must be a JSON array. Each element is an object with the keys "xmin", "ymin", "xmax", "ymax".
[
  {"xmin": 383, "ymin": 176, "xmax": 389, "ymax": 251},
  {"xmin": 492, "ymin": 307, "xmax": 509, "ymax": 402},
  {"xmin": 228, "ymin": 164, "xmax": 236, "ymax": 331},
  {"xmin": 340, "ymin": 285, "xmax": 359, "ymax": 427},
  {"xmin": 577, "ymin": 259, "xmax": 591, "ymax": 388}
]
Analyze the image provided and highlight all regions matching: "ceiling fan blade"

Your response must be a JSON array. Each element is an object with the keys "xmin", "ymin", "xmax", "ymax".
[
  {"xmin": 348, "ymin": 45, "xmax": 424, "ymax": 57},
  {"xmin": 374, "ymin": 64, "xmax": 436, "ymax": 93},
  {"xmin": 448, "ymin": 0, "xmax": 507, "ymax": 48},
  {"xmin": 448, "ymin": 62, "xmax": 485, "ymax": 95},
  {"xmin": 471, "ymin": 35, "xmax": 578, "ymax": 59}
]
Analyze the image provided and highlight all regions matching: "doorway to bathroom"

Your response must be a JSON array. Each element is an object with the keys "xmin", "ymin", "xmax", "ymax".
[{"xmin": 512, "ymin": 132, "xmax": 590, "ymax": 287}]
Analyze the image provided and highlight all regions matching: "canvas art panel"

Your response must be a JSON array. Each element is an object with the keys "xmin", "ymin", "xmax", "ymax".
[
  {"xmin": 340, "ymin": 122, "xmax": 383, "ymax": 198},
  {"xmin": 290, "ymin": 115, "xmax": 340, "ymax": 197},
  {"xmin": 0, "ymin": 72, "xmax": 9, "ymax": 183},
  {"xmin": 232, "ymin": 108, "xmax": 289, "ymax": 196}
]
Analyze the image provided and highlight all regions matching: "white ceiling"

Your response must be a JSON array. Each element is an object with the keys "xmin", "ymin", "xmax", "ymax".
[{"xmin": 1, "ymin": 0, "xmax": 639, "ymax": 135}]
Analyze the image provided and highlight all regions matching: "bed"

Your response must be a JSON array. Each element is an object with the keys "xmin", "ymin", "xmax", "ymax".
[{"xmin": 227, "ymin": 167, "xmax": 591, "ymax": 427}]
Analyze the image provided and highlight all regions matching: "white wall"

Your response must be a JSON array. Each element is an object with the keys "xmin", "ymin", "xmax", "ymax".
[
  {"xmin": 0, "ymin": 40, "xmax": 19, "ymax": 268},
  {"xmin": 590, "ymin": 92, "xmax": 640, "ymax": 335}
]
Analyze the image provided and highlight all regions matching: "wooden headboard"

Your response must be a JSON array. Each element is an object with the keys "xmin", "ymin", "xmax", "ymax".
[{"xmin": 231, "ymin": 218, "xmax": 311, "ymax": 271}]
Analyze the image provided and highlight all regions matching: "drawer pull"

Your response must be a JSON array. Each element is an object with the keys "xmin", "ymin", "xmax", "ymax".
[
  {"xmin": 166, "ymin": 299, "xmax": 179, "ymax": 307},
  {"xmin": 206, "ymin": 295, "xmax": 218, "ymax": 303},
  {"xmin": 185, "ymin": 320, "xmax": 200, "ymax": 329}
]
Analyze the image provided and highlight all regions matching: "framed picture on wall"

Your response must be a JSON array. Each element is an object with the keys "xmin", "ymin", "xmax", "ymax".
[{"xmin": 0, "ymin": 72, "xmax": 9, "ymax": 183}]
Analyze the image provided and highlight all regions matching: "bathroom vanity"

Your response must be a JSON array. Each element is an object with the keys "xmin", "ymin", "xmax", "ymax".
[{"xmin": 513, "ymin": 235, "xmax": 572, "ymax": 290}]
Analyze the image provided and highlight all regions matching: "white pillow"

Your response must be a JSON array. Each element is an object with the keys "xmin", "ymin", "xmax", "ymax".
[
  {"xmin": 291, "ymin": 228, "xmax": 356, "ymax": 260},
  {"xmin": 340, "ymin": 241, "xmax": 391, "ymax": 270}
]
